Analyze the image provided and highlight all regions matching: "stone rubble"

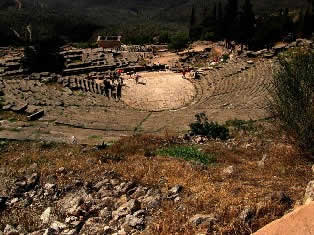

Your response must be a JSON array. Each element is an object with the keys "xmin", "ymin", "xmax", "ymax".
[{"xmin": 0, "ymin": 169, "xmax": 172, "ymax": 234}]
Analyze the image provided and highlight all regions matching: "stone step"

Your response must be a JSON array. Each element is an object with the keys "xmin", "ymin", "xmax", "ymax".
[{"xmin": 63, "ymin": 65, "xmax": 115, "ymax": 76}]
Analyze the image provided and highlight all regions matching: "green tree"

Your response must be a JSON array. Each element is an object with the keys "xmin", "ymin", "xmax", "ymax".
[
  {"xmin": 169, "ymin": 31, "xmax": 189, "ymax": 50},
  {"xmin": 239, "ymin": 0, "xmax": 255, "ymax": 48},
  {"xmin": 200, "ymin": 3, "xmax": 218, "ymax": 40},
  {"xmin": 223, "ymin": 0, "xmax": 239, "ymax": 45},
  {"xmin": 189, "ymin": 5, "xmax": 199, "ymax": 40},
  {"xmin": 268, "ymin": 49, "xmax": 314, "ymax": 158},
  {"xmin": 282, "ymin": 8, "xmax": 293, "ymax": 34},
  {"xmin": 303, "ymin": 7, "xmax": 313, "ymax": 36},
  {"xmin": 216, "ymin": 1, "xmax": 224, "ymax": 38}
]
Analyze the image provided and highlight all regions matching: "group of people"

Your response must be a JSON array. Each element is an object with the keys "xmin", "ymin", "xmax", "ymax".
[
  {"xmin": 103, "ymin": 68, "xmax": 143, "ymax": 100},
  {"xmin": 103, "ymin": 73, "xmax": 123, "ymax": 101},
  {"xmin": 181, "ymin": 68, "xmax": 199, "ymax": 80}
]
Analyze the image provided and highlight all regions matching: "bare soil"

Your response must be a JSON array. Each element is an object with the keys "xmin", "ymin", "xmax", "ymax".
[{"xmin": 122, "ymin": 71, "xmax": 195, "ymax": 111}]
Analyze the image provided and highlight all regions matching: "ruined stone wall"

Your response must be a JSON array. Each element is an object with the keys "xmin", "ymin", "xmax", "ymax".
[{"xmin": 0, "ymin": 48, "xmax": 24, "ymax": 77}]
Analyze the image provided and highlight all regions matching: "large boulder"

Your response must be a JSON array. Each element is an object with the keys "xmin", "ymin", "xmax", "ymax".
[
  {"xmin": 253, "ymin": 202, "xmax": 314, "ymax": 235},
  {"xmin": 304, "ymin": 181, "xmax": 314, "ymax": 204}
]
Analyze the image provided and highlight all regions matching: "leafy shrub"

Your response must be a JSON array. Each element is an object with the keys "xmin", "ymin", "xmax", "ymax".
[
  {"xmin": 156, "ymin": 146, "xmax": 215, "ymax": 165},
  {"xmin": 189, "ymin": 113, "xmax": 230, "ymax": 140},
  {"xmin": 225, "ymin": 119, "xmax": 256, "ymax": 131},
  {"xmin": 222, "ymin": 54, "xmax": 229, "ymax": 62},
  {"xmin": 201, "ymin": 32, "xmax": 216, "ymax": 41},
  {"xmin": 0, "ymin": 140, "xmax": 8, "ymax": 151},
  {"xmin": 168, "ymin": 31, "xmax": 189, "ymax": 51},
  {"xmin": 158, "ymin": 31, "xmax": 170, "ymax": 44},
  {"xmin": 39, "ymin": 141, "xmax": 56, "ymax": 149},
  {"xmin": 99, "ymin": 152, "xmax": 124, "ymax": 163},
  {"xmin": 268, "ymin": 49, "xmax": 314, "ymax": 157},
  {"xmin": 144, "ymin": 148, "xmax": 156, "ymax": 158}
]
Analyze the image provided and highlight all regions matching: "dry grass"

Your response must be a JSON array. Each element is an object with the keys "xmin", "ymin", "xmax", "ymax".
[
  {"xmin": 0, "ymin": 111, "xmax": 28, "ymax": 122},
  {"xmin": 0, "ymin": 129, "xmax": 313, "ymax": 234},
  {"xmin": 104, "ymin": 142, "xmax": 312, "ymax": 234}
]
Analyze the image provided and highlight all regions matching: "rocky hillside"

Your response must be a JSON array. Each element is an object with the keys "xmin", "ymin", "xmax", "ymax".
[{"xmin": 0, "ymin": 0, "xmax": 309, "ymax": 25}]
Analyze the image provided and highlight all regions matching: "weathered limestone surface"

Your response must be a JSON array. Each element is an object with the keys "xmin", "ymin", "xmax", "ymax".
[{"xmin": 254, "ymin": 202, "xmax": 314, "ymax": 235}]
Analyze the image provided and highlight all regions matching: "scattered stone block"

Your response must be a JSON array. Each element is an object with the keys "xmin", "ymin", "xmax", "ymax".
[{"xmin": 27, "ymin": 110, "xmax": 44, "ymax": 121}]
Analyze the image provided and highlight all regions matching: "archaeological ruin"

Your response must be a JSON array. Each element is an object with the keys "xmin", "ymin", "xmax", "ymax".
[{"xmin": 0, "ymin": 39, "xmax": 313, "ymax": 144}]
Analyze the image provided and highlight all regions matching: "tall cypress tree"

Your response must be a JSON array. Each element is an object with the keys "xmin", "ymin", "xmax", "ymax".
[
  {"xmin": 223, "ymin": 0, "xmax": 239, "ymax": 41},
  {"xmin": 303, "ymin": 7, "xmax": 313, "ymax": 36},
  {"xmin": 282, "ymin": 8, "xmax": 293, "ymax": 35},
  {"xmin": 200, "ymin": 2, "xmax": 218, "ymax": 40},
  {"xmin": 189, "ymin": 5, "xmax": 196, "ymax": 39},
  {"xmin": 216, "ymin": 1, "xmax": 224, "ymax": 39},
  {"xmin": 212, "ymin": 2, "xmax": 217, "ymax": 21},
  {"xmin": 239, "ymin": 0, "xmax": 255, "ymax": 48},
  {"xmin": 190, "ymin": 5, "xmax": 196, "ymax": 29}
]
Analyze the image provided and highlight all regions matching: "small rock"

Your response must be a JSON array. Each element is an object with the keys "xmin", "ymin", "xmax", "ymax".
[
  {"xmin": 80, "ymin": 217, "xmax": 106, "ymax": 234},
  {"xmin": 99, "ymin": 207, "xmax": 112, "ymax": 222},
  {"xmin": 70, "ymin": 136, "xmax": 77, "ymax": 145},
  {"xmin": 131, "ymin": 186, "xmax": 147, "ymax": 199},
  {"xmin": 57, "ymin": 190, "xmax": 87, "ymax": 216},
  {"xmin": 257, "ymin": 154, "xmax": 267, "ymax": 169},
  {"xmin": 65, "ymin": 216, "xmax": 78, "ymax": 224},
  {"xmin": 28, "ymin": 163, "xmax": 38, "ymax": 172},
  {"xmin": 61, "ymin": 229, "xmax": 77, "ymax": 235},
  {"xmin": 168, "ymin": 185, "xmax": 183, "ymax": 196},
  {"xmin": 23, "ymin": 197, "xmax": 33, "ymax": 207},
  {"xmin": 174, "ymin": 197, "xmax": 181, "ymax": 203},
  {"xmin": 10, "ymin": 198, "xmax": 19, "ymax": 204},
  {"xmin": 110, "ymin": 179, "xmax": 120, "ymax": 186},
  {"xmin": 133, "ymin": 209, "xmax": 146, "ymax": 218},
  {"xmin": 94, "ymin": 179, "xmax": 109, "ymax": 191},
  {"xmin": 41, "ymin": 207, "xmax": 52, "ymax": 224},
  {"xmin": 26, "ymin": 173, "xmax": 39, "ymax": 189},
  {"xmin": 4, "ymin": 224, "xmax": 19, "ymax": 235},
  {"xmin": 112, "ymin": 199, "xmax": 141, "ymax": 220},
  {"xmin": 141, "ymin": 195, "xmax": 161, "ymax": 209},
  {"xmin": 104, "ymin": 226, "xmax": 114, "ymax": 234},
  {"xmin": 44, "ymin": 183, "xmax": 56, "ymax": 191},
  {"xmin": 189, "ymin": 214, "xmax": 216, "ymax": 227},
  {"xmin": 311, "ymin": 165, "xmax": 314, "ymax": 174},
  {"xmin": 43, "ymin": 227, "xmax": 57, "ymax": 235},
  {"xmin": 28, "ymin": 229, "xmax": 46, "ymax": 235},
  {"xmin": 222, "ymin": 166, "xmax": 234, "ymax": 176},
  {"xmin": 239, "ymin": 206, "xmax": 255, "ymax": 223},
  {"xmin": 125, "ymin": 214, "xmax": 145, "ymax": 228},
  {"xmin": 50, "ymin": 221, "xmax": 67, "ymax": 232},
  {"xmin": 57, "ymin": 167, "xmax": 66, "ymax": 174}
]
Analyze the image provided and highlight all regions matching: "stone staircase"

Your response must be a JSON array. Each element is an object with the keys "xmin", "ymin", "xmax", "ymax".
[
  {"xmin": 61, "ymin": 48, "xmax": 144, "ymax": 76},
  {"xmin": 189, "ymin": 58, "xmax": 275, "ymax": 111},
  {"xmin": 0, "ymin": 55, "xmax": 25, "ymax": 77}
]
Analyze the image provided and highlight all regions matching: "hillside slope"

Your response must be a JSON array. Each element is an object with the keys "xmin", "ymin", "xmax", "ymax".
[{"xmin": 1, "ymin": 0, "xmax": 309, "ymax": 25}]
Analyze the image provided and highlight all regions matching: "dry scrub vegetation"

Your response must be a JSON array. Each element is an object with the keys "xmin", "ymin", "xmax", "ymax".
[{"xmin": 0, "ymin": 125, "xmax": 313, "ymax": 234}]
